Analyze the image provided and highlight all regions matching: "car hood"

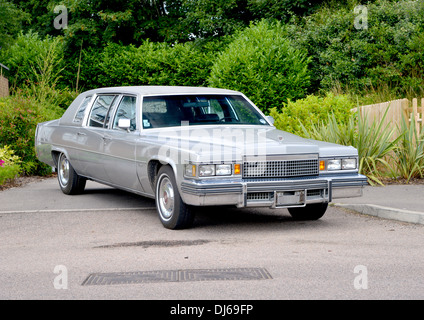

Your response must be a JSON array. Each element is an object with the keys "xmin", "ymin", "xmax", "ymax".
[{"xmin": 141, "ymin": 125, "xmax": 357, "ymax": 162}]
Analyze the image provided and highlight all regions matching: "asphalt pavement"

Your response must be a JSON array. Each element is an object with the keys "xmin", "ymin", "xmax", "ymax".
[
  {"xmin": 0, "ymin": 177, "xmax": 423, "ymax": 225},
  {"xmin": 0, "ymin": 177, "xmax": 155, "ymax": 213}
]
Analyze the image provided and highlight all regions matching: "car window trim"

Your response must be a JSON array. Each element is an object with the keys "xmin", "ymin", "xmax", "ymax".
[
  {"xmin": 86, "ymin": 94, "xmax": 118, "ymax": 128},
  {"xmin": 140, "ymin": 94, "xmax": 268, "ymax": 130},
  {"xmin": 73, "ymin": 95, "xmax": 95, "ymax": 125},
  {"xmin": 103, "ymin": 94, "xmax": 121, "ymax": 129},
  {"xmin": 110, "ymin": 94, "xmax": 138, "ymax": 132}
]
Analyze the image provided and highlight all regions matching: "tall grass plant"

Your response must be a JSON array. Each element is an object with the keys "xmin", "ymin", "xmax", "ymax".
[
  {"xmin": 391, "ymin": 115, "xmax": 424, "ymax": 182},
  {"xmin": 299, "ymin": 107, "xmax": 404, "ymax": 185}
]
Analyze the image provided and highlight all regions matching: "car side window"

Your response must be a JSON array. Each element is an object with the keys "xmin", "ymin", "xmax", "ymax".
[
  {"xmin": 73, "ymin": 96, "xmax": 92, "ymax": 123},
  {"xmin": 88, "ymin": 95, "xmax": 116, "ymax": 128},
  {"xmin": 112, "ymin": 96, "xmax": 137, "ymax": 131}
]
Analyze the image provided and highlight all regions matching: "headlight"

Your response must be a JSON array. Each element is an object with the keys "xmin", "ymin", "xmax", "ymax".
[
  {"xmin": 342, "ymin": 158, "xmax": 357, "ymax": 170},
  {"xmin": 327, "ymin": 159, "xmax": 342, "ymax": 171},
  {"xmin": 323, "ymin": 158, "xmax": 357, "ymax": 171},
  {"xmin": 199, "ymin": 164, "xmax": 215, "ymax": 177},
  {"xmin": 215, "ymin": 164, "xmax": 232, "ymax": 176},
  {"xmin": 186, "ymin": 163, "xmax": 237, "ymax": 177}
]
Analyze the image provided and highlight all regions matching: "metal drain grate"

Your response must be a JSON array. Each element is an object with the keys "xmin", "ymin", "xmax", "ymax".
[{"xmin": 82, "ymin": 268, "xmax": 272, "ymax": 286}]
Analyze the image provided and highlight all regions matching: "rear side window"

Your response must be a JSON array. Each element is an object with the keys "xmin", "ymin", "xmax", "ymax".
[
  {"xmin": 88, "ymin": 95, "xmax": 117, "ymax": 128},
  {"xmin": 73, "ymin": 96, "xmax": 92, "ymax": 123}
]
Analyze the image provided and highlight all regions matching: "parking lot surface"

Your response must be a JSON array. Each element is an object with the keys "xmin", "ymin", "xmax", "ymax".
[{"xmin": 1, "ymin": 177, "xmax": 423, "ymax": 300}]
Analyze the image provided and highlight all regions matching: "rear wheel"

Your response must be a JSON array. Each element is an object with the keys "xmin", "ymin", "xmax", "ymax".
[
  {"xmin": 155, "ymin": 166, "xmax": 194, "ymax": 229},
  {"xmin": 57, "ymin": 153, "xmax": 86, "ymax": 195},
  {"xmin": 288, "ymin": 202, "xmax": 328, "ymax": 221}
]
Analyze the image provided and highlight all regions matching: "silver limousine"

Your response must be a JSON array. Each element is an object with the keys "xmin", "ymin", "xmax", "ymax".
[{"xmin": 35, "ymin": 86, "xmax": 367, "ymax": 229}]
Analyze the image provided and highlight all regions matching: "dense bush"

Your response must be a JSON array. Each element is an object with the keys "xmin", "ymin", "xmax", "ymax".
[
  {"xmin": 64, "ymin": 46, "xmax": 104, "ymax": 91},
  {"xmin": 0, "ymin": 31, "xmax": 65, "ymax": 89},
  {"xmin": 91, "ymin": 40, "xmax": 215, "ymax": 89},
  {"xmin": 208, "ymin": 19, "xmax": 311, "ymax": 114},
  {"xmin": 292, "ymin": 0, "xmax": 424, "ymax": 98},
  {"xmin": 0, "ymin": 31, "xmax": 78, "ymax": 109},
  {"xmin": 0, "ymin": 96, "xmax": 63, "ymax": 175},
  {"xmin": 269, "ymin": 92, "xmax": 355, "ymax": 135}
]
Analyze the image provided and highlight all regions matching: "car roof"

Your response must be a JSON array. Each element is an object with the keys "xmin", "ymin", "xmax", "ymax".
[{"xmin": 82, "ymin": 86, "xmax": 242, "ymax": 96}]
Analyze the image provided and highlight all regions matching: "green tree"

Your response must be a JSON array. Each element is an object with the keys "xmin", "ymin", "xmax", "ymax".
[
  {"xmin": 10, "ymin": 0, "xmax": 187, "ymax": 46},
  {"xmin": 208, "ymin": 20, "xmax": 311, "ymax": 113},
  {"xmin": 292, "ymin": 0, "xmax": 424, "ymax": 97},
  {"xmin": 10, "ymin": 0, "xmax": 344, "ymax": 46},
  {"xmin": 0, "ymin": 0, "xmax": 30, "ymax": 49},
  {"xmin": 248, "ymin": 0, "xmax": 330, "ymax": 21},
  {"xmin": 52, "ymin": 0, "xmax": 185, "ymax": 47},
  {"xmin": 177, "ymin": 0, "xmax": 334, "ymax": 42}
]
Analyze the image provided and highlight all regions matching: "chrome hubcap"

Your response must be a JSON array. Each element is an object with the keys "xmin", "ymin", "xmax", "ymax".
[
  {"xmin": 158, "ymin": 176, "xmax": 174, "ymax": 220},
  {"xmin": 59, "ymin": 156, "xmax": 70, "ymax": 187}
]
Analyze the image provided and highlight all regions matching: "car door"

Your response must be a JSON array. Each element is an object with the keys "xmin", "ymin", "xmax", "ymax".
[
  {"xmin": 59, "ymin": 94, "xmax": 93, "ymax": 173},
  {"xmin": 102, "ymin": 95, "xmax": 143, "ymax": 192},
  {"xmin": 75, "ymin": 94, "xmax": 118, "ymax": 181}
]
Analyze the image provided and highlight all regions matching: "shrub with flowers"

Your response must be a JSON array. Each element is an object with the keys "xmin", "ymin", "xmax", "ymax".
[{"xmin": 0, "ymin": 145, "xmax": 22, "ymax": 185}]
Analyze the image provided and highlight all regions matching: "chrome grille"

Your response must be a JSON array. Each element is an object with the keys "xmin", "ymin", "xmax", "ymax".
[
  {"xmin": 243, "ymin": 157, "xmax": 319, "ymax": 178},
  {"xmin": 307, "ymin": 189, "xmax": 322, "ymax": 197},
  {"xmin": 246, "ymin": 192, "xmax": 272, "ymax": 201}
]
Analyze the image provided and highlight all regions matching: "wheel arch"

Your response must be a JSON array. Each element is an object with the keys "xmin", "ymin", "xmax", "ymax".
[
  {"xmin": 51, "ymin": 148, "xmax": 71, "ymax": 168},
  {"xmin": 147, "ymin": 158, "xmax": 178, "ymax": 190}
]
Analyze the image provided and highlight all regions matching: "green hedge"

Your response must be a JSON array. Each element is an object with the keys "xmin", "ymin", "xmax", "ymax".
[
  {"xmin": 208, "ymin": 20, "xmax": 311, "ymax": 114},
  {"xmin": 81, "ymin": 40, "xmax": 215, "ymax": 90},
  {"xmin": 269, "ymin": 93, "xmax": 355, "ymax": 136},
  {"xmin": 0, "ymin": 31, "xmax": 65, "ymax": 90}
]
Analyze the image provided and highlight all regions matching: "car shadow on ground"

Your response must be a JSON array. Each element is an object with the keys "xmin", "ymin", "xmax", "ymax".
[
  {"xmin": 79, "ymin": 185, "xmax": 328, "ymax": 230},
  {"xmin": 81, "ymin": 185, "xmax": 156, "ymax": 207},
  {"xmin": 192, "ymin": 205, "xmax": 303, "ymax": 228}
]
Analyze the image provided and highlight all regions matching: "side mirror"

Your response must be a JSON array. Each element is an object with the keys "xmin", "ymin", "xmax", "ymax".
[
  {"xmin": 118, "ymin": 118, "xmax": 131, "ymax": 131},
  {"xmin": 265, "ymin": 116, "xmax": 275, "ymax": 125}
]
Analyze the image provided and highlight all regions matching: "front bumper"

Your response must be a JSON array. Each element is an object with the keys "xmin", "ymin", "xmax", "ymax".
[{"xmin": 180, "ymin": 174, "xmax": 368, "ymax": 208}]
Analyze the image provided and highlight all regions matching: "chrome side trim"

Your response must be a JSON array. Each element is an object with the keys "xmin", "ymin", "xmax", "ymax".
[{"xmin": 181, "ymin": 182, "xmax": 243, "ymax": 195}]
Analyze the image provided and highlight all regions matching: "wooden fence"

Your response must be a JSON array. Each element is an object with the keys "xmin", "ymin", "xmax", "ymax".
[
  {"xmin": 0, "ymin": 75, "xmax": 9, "ymax": 97},
  {"xmin": 353, "ymin": 98, "xmax": 423, "ymax": 135}
]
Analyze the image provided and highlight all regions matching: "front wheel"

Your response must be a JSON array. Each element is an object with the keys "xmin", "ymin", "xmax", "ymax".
[
  {"xmin": 288, "ymin": 202, "xmax": 328, "ymax": 221},
  {"xmin": 57, "ymin": 153, "xmax": 86, "ymax": 195},
  {"xmin": 155, "ymin": 166, "xmax": 195, "ymax": 229}
]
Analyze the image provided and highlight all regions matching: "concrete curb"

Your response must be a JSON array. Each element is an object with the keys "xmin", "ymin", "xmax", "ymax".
[{"xmin": 333, "ymin": 203, "xmax": 424, "ymax": 225}]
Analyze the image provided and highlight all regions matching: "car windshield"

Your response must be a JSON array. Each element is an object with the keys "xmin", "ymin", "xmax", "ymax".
[{"xmin": 141, "ymin": 94, "xmax": 269, "ymax": 129}]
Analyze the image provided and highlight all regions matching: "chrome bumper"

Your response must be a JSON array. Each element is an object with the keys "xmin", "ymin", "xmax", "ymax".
[{"xmin": 180, "ymin": 174, "xmax": 368, "ymax": 208}]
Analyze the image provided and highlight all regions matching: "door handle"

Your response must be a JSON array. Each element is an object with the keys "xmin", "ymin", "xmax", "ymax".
[
  {"xmin": 102, "ymin": 135, "xmax": 112, "ymax": 142},
  {"xmin": 77, "ymin": 132, "xmax": 86, "ymax": 136}
]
